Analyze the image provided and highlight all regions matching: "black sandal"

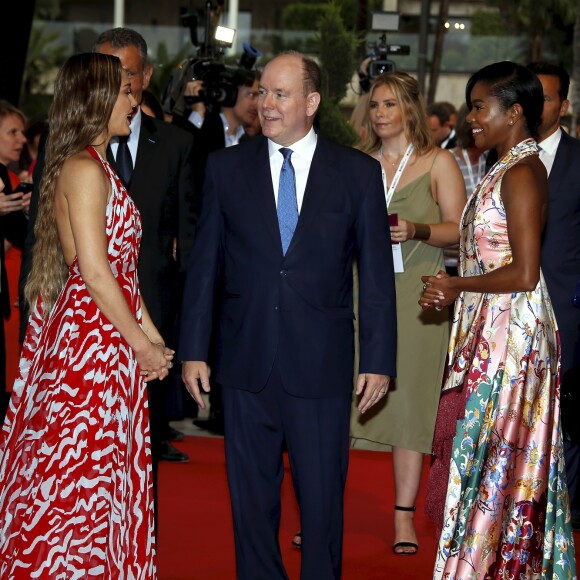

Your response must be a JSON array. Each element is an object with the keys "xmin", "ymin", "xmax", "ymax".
[
  {"xmin": 291, "ymin": 531, "xmax": 302, "ymax": 548},
  {"xmin": 392, "ymin": 505, "xmax": 418, "ymax": 555}
]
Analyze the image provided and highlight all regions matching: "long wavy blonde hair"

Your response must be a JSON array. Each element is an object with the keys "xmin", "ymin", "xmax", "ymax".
[
  {"xmin": 25, "ymin": 52, "xmax": 122, "ymax": 314},
  {"xmin": 360, "ymin": 71, "xmax": 434, "ymax": 157}
]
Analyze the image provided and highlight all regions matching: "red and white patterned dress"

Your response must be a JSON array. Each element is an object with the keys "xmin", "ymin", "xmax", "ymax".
[{"xmin": 0, "ymin": 146, "xmax": 156, "ymax": 578}]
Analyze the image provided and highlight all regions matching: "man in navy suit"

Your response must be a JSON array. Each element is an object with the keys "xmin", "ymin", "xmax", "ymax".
[
  {"xmin": 528, "ymin": 62, "xmax": 580, "ymax": 528},
  {"xmin": 180, "ymin": 52, "xmax": 397, "ymax": 579}
]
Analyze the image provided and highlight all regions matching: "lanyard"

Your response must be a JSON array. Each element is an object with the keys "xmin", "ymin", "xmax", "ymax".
[
  {"xmin": 378, "ymin": 144, "xmax": 415, "ymax": 208},
  {"xmin": 461, "ymin": 149, "xmax": 485, "ymax": 194}
]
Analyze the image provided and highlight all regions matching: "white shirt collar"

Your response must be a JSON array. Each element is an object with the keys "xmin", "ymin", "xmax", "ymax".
[
  {"xmin": 220, "ymin": 112, "xmax": 246, "ymax": 147},
  {"xmin": 267, "ymin": 127, "xmax": 317, "ymax": 161},
  {"xmin": 537, "ymin": 126, "xmax": 562, "ymax": 157},
  {"xmin": 267, "ymin": 128, "xmax": 317, "ymax": 213},
  {"xmin": 111, "ymin": 107, "xmax": 142, "ymax": 161}
]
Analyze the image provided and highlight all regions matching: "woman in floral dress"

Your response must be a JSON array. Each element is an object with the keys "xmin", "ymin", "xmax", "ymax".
[{"xmin": 420, "ymin": 61, "xmax": 576, "ymax": 578}]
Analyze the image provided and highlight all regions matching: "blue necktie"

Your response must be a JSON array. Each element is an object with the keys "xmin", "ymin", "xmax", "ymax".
[
  {"xmin": 277, "ymin": 148, "xmax": 298, "ymax": 254},
  {"xmin": 116, "ymin": 135, "xmax": 133, "ymax": 187}
]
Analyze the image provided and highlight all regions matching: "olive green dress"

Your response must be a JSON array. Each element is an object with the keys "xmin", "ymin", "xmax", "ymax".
[{"xmin": 350, "ymin": 170, "xmax": 450, "ymax": 453}]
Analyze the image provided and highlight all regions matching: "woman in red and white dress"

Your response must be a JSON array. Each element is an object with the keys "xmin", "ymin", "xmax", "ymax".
[{"xmin": 0, "ymin": 53, "xmax": 173, "ymax": 578}]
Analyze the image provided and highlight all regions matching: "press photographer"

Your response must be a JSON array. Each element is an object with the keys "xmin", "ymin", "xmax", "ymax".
[
  {"xmin": 167, "ymin": 1, "xmax": 262, "ymax": 184},
  {"xmin": 168, "ymin": 2, "xmax": 262, "ymax": 434},
  {"xmin": 357, "ymin": 11, "xmax": 410, "ymax": 93}
]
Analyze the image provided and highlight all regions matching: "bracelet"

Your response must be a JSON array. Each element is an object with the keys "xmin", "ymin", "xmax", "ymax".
[{"xmin": 412, "ymin": 223, "xmax": 431, "ymax": 241}]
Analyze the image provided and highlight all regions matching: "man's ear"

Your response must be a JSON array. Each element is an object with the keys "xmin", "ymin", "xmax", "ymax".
[
  {"xmin": 143, "ymin": 63, "xmax": 153, "ymax": 90},
  {"xmin": 560, "ymin": 98, "xmax": 570, "ymax": 117},
  {"xmin": 306, "ymin": 92, "xmax": 321, "ymax": 117}
]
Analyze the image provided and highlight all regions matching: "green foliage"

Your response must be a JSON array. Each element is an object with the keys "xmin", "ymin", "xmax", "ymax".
[
  {"xmin": 20, "ymin": 23, "xmax": 69, "ymax": 117},
  {"xmin": 316, "ymin": 4, "xmax": 357, "ymax": 103},
  {"xmin": 313, "ymin": 3, "xmax": 358, "ymax": 146},
  {"xmin": 284, "ymin": 5, "xmax": 330, "ymax": 31},
  {"xmin": 487, "ymin": 0, "xmax": 576, "ymax": 63},
  {"xmin": 470, "ymin": 11, "xmax": 509, "ymax": 36},
  {"xmin": 282, "ymin": 0, "xmax": 382, "ymax": 32},
  {"xmin": 316, "ymin": 99, "xmax": 358, "ymax": 147},
  {"xmin": 147, "ymin": 42, "xmax": 193, "ymax": 102}
]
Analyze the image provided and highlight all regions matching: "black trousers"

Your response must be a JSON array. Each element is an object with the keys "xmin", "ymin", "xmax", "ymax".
[{"xmin": 222, "ymin": 363, "xmax": 351, "ymax": 580}]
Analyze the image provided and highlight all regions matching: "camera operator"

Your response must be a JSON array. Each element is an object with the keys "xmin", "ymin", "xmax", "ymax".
[
  {"xmin": 173, "ymin": 70, "xmax": 260, "ymax": 191},
  {"xmin": 171, "ymin": 70, "xmax": 260, "ymax": 436}
]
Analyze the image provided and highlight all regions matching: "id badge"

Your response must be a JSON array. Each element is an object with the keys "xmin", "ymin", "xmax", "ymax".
[{"xmin": 392, "ymin": 243, "xmax": 404, "ymax": 273}]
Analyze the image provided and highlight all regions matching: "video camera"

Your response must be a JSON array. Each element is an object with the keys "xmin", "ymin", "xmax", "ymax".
[
  {"xmin": 162, "ymin": 0, "xmax": 261, "ymax": 116},
  {"xmin": 359, "ymin": 12, "xmax": 410, "ymax": 93}
]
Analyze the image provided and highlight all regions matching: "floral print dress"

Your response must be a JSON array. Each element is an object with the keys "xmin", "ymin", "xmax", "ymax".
[{"xmin": 429, "ymin": 139, "xmax": 576, "ymax": 579}]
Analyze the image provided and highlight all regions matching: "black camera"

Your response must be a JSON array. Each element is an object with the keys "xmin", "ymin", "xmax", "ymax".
[
  {"xmin": 182, "ymin": 45, "xmax": 260, "ymax": 109},
  {"xmin": 162, "ymin": 1, "xmax": 260, "ymax": 116},
  {"xmin": 358, "ymin": 12, "xmax": 410, "ymax": 92},
  {"xmin": 367, "ymin": 40, "xmax": 410, "ymax": 78}
]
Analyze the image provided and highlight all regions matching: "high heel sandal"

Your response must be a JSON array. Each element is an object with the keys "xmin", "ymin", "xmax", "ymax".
[{"xmin": 392, "ymin": 505, "xmax": 418, "ymax": 555}]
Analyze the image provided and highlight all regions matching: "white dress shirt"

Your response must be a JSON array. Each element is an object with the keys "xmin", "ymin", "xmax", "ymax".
[
  {"xmin": 268, "ymin": 128, "xmax": 317, "ymax": 213},
  {"xmin": 537, "ymin": 127, "xmax": 563, "ymax": 177},
  {"xmin": 110, "ymin": 107, "xmax": 142, "ymax": 163},
  {"xmin": 187, "ymin": 111, "xmax": 246, "ymax": 147}
]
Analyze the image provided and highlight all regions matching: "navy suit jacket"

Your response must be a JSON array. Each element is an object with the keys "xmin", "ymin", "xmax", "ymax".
[
  {"xmin": 107, "ymin": 112, "xmax": 196, "ymax": 339},
  {"xmin": 541, "ymin": 129, "xmax": 580, "ymax": 373},
  {"xmin": 179, "ymin": 134, "xmax": 397, "ymax": 398}
]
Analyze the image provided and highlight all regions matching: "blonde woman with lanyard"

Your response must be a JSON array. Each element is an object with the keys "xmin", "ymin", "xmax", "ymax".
[{"xmin": 350, "ymin": 71, "xmax": 465, "ymax": 555}]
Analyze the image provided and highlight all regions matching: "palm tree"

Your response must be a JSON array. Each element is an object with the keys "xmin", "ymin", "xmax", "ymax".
[
  {"xmin": 427, "ymin": 0, "xmax": 450, "ymax": 105},
  {"xmin": 490, "ymin": 0, "xmax": 576, "ymax": 62}
]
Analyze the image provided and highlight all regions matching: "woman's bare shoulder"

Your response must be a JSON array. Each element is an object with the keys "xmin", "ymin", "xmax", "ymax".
[{"xmin": 58, "ymin": 150, "xmax": 108, "ymax": 198}]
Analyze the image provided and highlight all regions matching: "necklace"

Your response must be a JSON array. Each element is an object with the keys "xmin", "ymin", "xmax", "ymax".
[{"xmin": 381, "ymin": 149, "xmax": 406, "ymax": 168}]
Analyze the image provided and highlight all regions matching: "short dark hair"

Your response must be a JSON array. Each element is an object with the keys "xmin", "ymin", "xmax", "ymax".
[
  {"xmin": 94, "ymin": 27, "xmax": 148, "ymax": 69},
  {"xmin": 527, "ymin": 62, "xmax": 570, "ymax": 102},
  {"xmin": 465, "ymin": 61, "xmax": 544, "ymax": 136},
  {"xmin": 302, "ymin": 56, "xmax": 321, "ymax": 95},
  {"xmin": 428, "ymin": 102, "xmax": 455, "ymax": 125},
  {"xmin": 278, "ymin": 51, "xmax": 321, "ymax": 95},
  {"xmin": 240, "ymin": 68, "xmax": 260, "ymax": 88}
]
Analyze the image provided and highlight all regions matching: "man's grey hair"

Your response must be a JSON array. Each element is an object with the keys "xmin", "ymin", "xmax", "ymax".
[{"xmin": 93, "ymin": 27, "xmax": 148, "ymax": 69}]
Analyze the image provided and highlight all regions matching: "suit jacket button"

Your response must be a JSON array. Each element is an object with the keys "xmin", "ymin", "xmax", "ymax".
[
  {"xmin": 274, "ymin": 306, "xmax": 279, "ymax": 310},
  {"xmin": 280, "ymin": 270, "xmax": 286, "ymax": 276}
]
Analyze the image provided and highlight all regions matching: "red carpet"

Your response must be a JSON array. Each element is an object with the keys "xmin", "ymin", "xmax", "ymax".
[
  {"xmin": 5, "ymin": 252, "xmax": 579, "ymax": 578},
  {"xmin": 158, "ymin": 436, "xmax": 575, "ymax": 579},
  {"xmin": 157, "ymin": 436, "xmax": 438, "ymax": 579}
]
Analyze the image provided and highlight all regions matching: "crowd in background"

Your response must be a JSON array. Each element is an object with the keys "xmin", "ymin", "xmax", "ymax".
[{"xmin": 0, "ymin": 26, "xmax": 578, "ymax": 579}]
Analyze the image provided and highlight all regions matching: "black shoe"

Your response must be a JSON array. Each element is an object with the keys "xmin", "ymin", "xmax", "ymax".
[
  {"xmin": 167, "ymin": 426, "xmax": 185, "ymax": 442},
  {"xmin": 192, "ymin": 417, "xmax": 225, "ymax": 436},
  {"xmin": 160, "ymin": 441, "xmax": 189, "ymax": 463}
]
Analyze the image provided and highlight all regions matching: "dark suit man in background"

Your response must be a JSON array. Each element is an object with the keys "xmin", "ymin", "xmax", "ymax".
[
  {"xmin": 428, "ymin": 101, "xmax": 457, "ymax": 149},
  {"xmin": 171, "ymin": 71, "xmax": 261, "ymax": 435},
  {"xmin": 180, "ymin": 52, "xmax": 397, "ymax": 579},
  {"xmin": 93, "ymin": 28, "xmax": 197, "ymax": 470},
  {"xmin": 528, "ymin": 62, "xmax": 580, "ymax": 530}
]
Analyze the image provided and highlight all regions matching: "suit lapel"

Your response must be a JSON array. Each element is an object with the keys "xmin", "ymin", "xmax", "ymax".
[
  {"xmin": 242, "ymin": 137, "xmax": 282, "ymax": 251},
  {"xmin": 131, "ymin": 114, "xmax": 158, "ymax": 196},
  {"xmin": 285, "ymin": 137, "xmax": 336, "ymax": 255},
  {"xmin": 548, "ymin": 129, "xmax": 569, "ymax": 188},
  {"xmin": 242, "ymin": 136, "xmax": 337, "ymax": 256}
]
